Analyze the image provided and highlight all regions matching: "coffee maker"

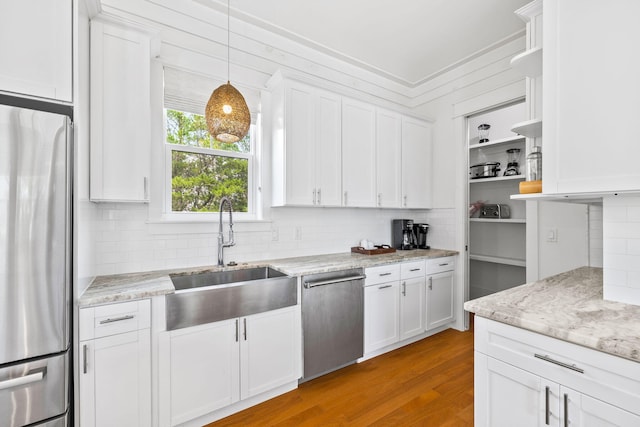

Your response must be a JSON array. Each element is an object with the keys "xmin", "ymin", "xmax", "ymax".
[
  {"xmin": 413, "ymin": 223, "xmax": 430, "ymax": 249},
  {"xmin": 392, "ymin": 219, "xmax": 417, "ymax": 250}
]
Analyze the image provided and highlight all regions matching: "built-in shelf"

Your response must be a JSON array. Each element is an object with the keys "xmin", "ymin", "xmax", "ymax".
[
  {"xmin": 469, "ymin": 254, "xmax": 526, "ymax": 267},
  {"xmin": 510, "ymin": 47, "xmax": 542, "ymax": 78},
  {"xmin": 469, "ymin": 218, "xmax": 526, "ymax": 224},
  {"xmin": 470, "ymin": 175, "xmax": 525, "ymax": 184},
  {"xmin": 469, "ymin": 135, "xmax": 525, "ymax": 150},
  {"xmin": 511, "ymin": 119, "xmax": 542, "ymax": 138}
]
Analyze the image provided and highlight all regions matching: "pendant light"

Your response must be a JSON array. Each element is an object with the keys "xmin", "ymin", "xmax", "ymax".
[{"xmin": 205, "ymin": 0, "xmax": 250, "ymax": 143}]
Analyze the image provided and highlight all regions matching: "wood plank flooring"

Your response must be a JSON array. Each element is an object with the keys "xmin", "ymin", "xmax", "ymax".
[{"xmin": 206, "ymin": 323, "xmax": 474, "ymax": 426}]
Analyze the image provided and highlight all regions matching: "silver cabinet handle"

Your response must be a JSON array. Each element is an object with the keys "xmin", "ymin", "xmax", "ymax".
[
  {"xmin": 378, "ymin": 284, "xmax": 392, "ymax": 290},
  {"xmin": 545, "ymin": 386, "xmax": 550, "ymax": 425},
  {"xmin": 563, "ymin": 393, "xmax": 569, "ymax": 427},
  {"xmin": 312, "ymin": 189, "xmax": 316, "ymax": 205},
  {"xmin": 377, "ymin": 193, "xmax": 381, "ymax": 206},
  {"xmin": 534, "ymin": 354, "xmax": 584, "ymax": 374},
  {"xmin": 409, "ymin": 268, "xmax": 421, "ymax": 272},
  {"xmin": 403, "ymin": 195, "xmax": 407, "ymax": 207},
  {"xmin": 144, "ymin": 176, "xmax": 148, "ymax": 200},
  {"xmin": 317, "ymin": 188, "xmax": 321, "ymax": 205},
  {"xmin": 344, "ymin": 191, "xmax": 348, "ymax": 206},
  {"xmin": 83, "ymin": 344, "xmax": 89, "ymax": 374},
  {"xmin": 402, "ymin": 281, "xmax": 406, "ymax": 296},
  {"xmin": 235, "ymin": 319, "xmax": 239, "ymax": 342},
  {"xmin": 99, "ymin": 314, "xmax": 134, "ymax": 324},
  {"xmin": 379, "ymin": 272, "xmax": 392, "ymax": 277},
  {"xmin": 439, "ymin": 263, "xmax": 449, "ymax": 267},
  {"xmin": 0, "ymin": 367, "xmax": 46, "ymax": 391},
  {"xmin": 243, "ymin": 318, "xmax": 247, "ymax": 341},
  {"xmin": 428, "ymin": 276, "xmax": 433, "ymax": 290}
]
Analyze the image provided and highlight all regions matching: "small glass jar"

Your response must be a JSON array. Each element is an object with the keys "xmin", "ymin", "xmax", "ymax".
[{"xmin": 526, "ymin": 145, "xmax": 542, "ymax": 181}]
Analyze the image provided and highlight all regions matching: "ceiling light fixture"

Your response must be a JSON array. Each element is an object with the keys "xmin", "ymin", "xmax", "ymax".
[{"xmin": 205, "ymin": 0, "xmax": 250, "ymax": 143}]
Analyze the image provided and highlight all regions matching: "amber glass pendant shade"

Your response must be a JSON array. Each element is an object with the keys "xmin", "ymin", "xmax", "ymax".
[{"xmin": 205, "ymin": 81, "xmax": 251, "ymax": 143}]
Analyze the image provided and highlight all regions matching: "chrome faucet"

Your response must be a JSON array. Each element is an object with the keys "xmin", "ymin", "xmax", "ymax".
[{"xmin": 217, "ymin": 196, "xmax": 235, "ymax": 266}]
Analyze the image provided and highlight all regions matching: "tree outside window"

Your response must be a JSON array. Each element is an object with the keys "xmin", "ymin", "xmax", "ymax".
[{"xmin": 166, "ymin": 109, "xmax": 251, "ymax": 213}]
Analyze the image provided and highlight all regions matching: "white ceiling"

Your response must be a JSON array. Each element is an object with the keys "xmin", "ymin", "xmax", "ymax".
[{"xmin": 225, "ymin": 0, "xmax": 532, "ymax": 87}]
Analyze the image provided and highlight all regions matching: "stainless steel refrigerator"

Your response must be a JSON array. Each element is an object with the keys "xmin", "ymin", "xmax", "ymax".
[{"xmin": 0, "ymin": 102, "xmax": 71, "ymax": 427}]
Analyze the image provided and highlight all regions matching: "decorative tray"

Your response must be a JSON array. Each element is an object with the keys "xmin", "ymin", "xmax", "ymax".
[{"xmin": 351, "ymin": 246, "xmax": 396, "ymax": 255}]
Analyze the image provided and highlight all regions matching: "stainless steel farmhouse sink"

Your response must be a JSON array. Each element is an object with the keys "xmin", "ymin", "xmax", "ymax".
[{"xmin": 166, "ymin": 267, "xmax": 297, "ymax": 331}]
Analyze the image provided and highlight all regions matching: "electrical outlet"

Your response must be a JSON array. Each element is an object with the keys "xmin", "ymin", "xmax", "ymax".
[
  {"xmin": 547, "ymin": 228, "xmax": 558, "ymax": 243},
  {"xmin": 271, "ymin": 227, "xmax": 279, "ymax": 241},
  {"xmin": 295, "ymin": 226, "xmax": 302, "ymax": 240}
]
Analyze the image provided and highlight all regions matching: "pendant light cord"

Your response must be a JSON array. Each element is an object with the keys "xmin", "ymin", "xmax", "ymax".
[{"xmin": 227, "ymin": 0, "xmax": 230, "ymax": 83}]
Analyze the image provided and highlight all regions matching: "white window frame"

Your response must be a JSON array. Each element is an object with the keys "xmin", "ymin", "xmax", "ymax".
[{"xmin": 161, "ymin": 109, "xmax": 257, "ymax": 222}]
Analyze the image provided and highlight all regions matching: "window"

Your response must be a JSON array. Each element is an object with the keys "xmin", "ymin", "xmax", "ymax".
[
  {"xmin": 165, "ymin": 109, "xmax": 253, "ymax": 214},
  {"xmin": 162, "ymin": 67, "xmax": 259, "ymax": 220}
]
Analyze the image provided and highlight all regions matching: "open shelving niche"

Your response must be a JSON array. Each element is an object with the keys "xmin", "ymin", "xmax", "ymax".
[{"xmin": 468, "ymin": 101, "xmax": 528, "ymax": 300}]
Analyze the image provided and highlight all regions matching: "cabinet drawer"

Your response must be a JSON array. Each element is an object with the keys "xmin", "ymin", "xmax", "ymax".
[
  {"xmin": 475, "ymin": 317, "xmax": 640, "ymax": 417},
  {"xmin": 426, "ymin": 256, "xmax": 455, "ymax": 274},
  {"xmin": 80, "ymin": 299, "xmax": 151, "ymax": 340},
  {"xmin": 365, "ymin": 264, "xmax": 401, "ymax": 286},
  {"xmin": 400, "ymin": 260, "xmax": 426, "ymax": 279}
]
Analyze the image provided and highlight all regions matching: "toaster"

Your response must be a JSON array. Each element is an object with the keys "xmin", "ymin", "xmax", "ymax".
[{"xmin": 480, "ymin": 204, "xmax": 511, "ymax": 219}]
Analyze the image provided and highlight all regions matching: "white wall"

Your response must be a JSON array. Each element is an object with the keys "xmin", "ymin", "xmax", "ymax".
[{"xmin": 603, "ymin": 195, "xmax": 640, "ymax": 305}]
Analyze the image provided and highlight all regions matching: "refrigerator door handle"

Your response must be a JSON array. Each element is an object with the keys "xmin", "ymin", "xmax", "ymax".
[{"xmin": 0, "ymin": 367, "xmax": 47, "ymax": 391}]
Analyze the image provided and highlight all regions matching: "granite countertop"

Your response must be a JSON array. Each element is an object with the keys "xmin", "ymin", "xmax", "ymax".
[
  {"xmin": 464, "ymin": 266, "xmax": 640, "ymax": 362},
  {"xmin": 80, "ymin": 248, "xmax": 458, "ymax": 307}
]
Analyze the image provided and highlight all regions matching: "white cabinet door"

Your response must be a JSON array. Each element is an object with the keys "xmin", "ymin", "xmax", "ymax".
[
  {"xmin": 273, "ymin": 81, "xmax": 341, "ymax": 206},
  {"xmin": 342, "ymin": 97, "xmax": 376, "ymax": 207},
  {"xmin": 562, "ymin": 386, "xmax": 640, "ymax": 427},
  {"xmin": 399, "ymin": 277, "xmax": 426, "ymax": 340},
  {"xmin": 90, "ymin": 19, "xmax": 151, "ymax": 202},
  {"xmin": 475, "ymin": 353, "xmax": 558, "ymax": 427},
  {"xmin": 80, "ymin": 330, "xmax": 151, "ymax": 427},
  {"xmin": 364, "ymin": 282, "xmax": 400, "ymax": 353},
  {"xmin": 426, "ymin": 271, "xmax": 454, "ymax": 330},
  {"xmin": 240, "ymin": 306, "xmax": 301, "ymax": 399},
  {"xmin": 401, "ymin": 117, "xmax": 432, "ymax": 208},
  {"xmin": 282, "ymin": 81, "xmax": 316, "ymax": 206},
  {"xmin": 314, "ymin": 90, "xmax": 342, "ymax": 206},
  {"xmin": 543, "ymin": 0, "xmax": 640, "ymax": 194},
  {"xmin": 0, "ymin": 0, "xmax": 72, "ymax": 101},
  {"xmin": 376, "ymin": 109, "xmax": 402, "ymax": 208},
  {"xmin": 159, "ymin": 320, "xmax": 240, "ymax": 426}
]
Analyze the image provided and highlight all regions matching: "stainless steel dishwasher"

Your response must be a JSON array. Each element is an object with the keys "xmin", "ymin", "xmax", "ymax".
[{"xmin": 301, "ymin": 268, "xmax": 366, "ymax": 382}]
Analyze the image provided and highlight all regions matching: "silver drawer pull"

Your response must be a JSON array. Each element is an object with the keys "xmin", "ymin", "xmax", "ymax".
[
  {"xmin": 0, "ymin": 367, "xmax": 46, "ymax": 391},
  {"xmin": 379, "ymin": 272, "xmax": 392, "ymax": 277},
  {"xmin": 409, "ymin": 268, "xmax": 421, "ymax": 272},
  {"xmin": 378, "ymin": 284, "xmax": 392, "ymax": 289},
  {"xmin": 534, "ymin": 354, "xmax": 584, "ymax": 374},
  {"xmin": 438, "ymin": 263, "xmax": 449, "ymax": 267},
  {"xmin": 99, "ymin": 314, "xmax": 135, "ymax": 325}
]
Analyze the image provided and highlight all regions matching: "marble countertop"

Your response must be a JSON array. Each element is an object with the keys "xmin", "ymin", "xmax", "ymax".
[
  {"xmin": 80, "ymin": 248, "xmax": 458, "ymax": 307},
  {"xmin": 464, "ymin": 266, "xmax": 640, "ymax": 362}
]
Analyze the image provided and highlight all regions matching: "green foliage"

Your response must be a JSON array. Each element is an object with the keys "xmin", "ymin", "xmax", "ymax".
[{"xmin": 166, "ymin": 109, "xmax": 250, "ymax": 212}]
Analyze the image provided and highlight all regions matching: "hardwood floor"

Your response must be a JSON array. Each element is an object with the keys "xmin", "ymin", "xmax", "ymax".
[{"xmin": 207, "ymin": 323, "xmax": 474, "ymax": 426}]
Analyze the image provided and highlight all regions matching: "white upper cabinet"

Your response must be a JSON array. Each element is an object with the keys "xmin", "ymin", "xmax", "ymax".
[
  {"xmin": 271, "ymin": 79, "xmax": 342, "ymax": 206},
  {"xmin": 401, "ymin": 117, "xmax": 432, "ymax": 208},
  {"xmin": 376, "ymin": 109, "xmax": 402, "ymax": 208},
  {"xmin": 0, "ymin": 0, "xmax": 72, "ymax": 102},
  {"xmin": 342, "ymin": 97, "xmax": 377, "ymax": 207},
  {"xmin": 90, "ymin": 19, "xmax": 151, "ymax": 202},
  {"xmin": 543, "ymin": 0, "xmax": 640, "ymax": 194}
]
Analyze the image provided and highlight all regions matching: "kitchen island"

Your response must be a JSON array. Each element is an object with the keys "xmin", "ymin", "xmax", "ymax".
[
  {"xmin": 465, "ymin": 266, "xmax": 640, "ymax": 425},
  {"xmin": 80, "ymin": 248, "xmax": 457, "ymax": 306}
]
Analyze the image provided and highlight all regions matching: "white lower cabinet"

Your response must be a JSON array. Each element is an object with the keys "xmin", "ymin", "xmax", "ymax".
[
  {"xmin": 364, "ymin": 260, "xmax": 429, "ymax": 355},
  {"xmin": 475, "ymin": 317, "xmax": 640, "ymax": 427},
  {"xmin": 79, "ymin": 300, "xmax": 151, "ymax": 427},
  {"xmin": 426, "ymin": 257, "xmax": 455, "ymax": 330},
  {"xmin": 158, "ymin": 306, "xmax": 301, "ymax": 426}
]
